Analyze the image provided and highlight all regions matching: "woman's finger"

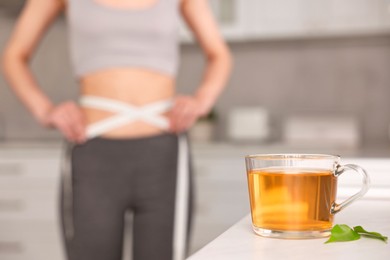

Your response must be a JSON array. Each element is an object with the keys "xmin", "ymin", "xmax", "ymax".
[
  {"xmin": 51, "ymin": 103, "xmax": 82, "ymax": 143},
  {"xmin": 176, "ymin": 105, "xmax": 193, "ymax": 132},
  {"xmin": 171, "ymin": 97, "xmax": 191, "ymax": 132},
  {"xmin": 66, "ymin": 103, "xmax": 86, "ymax": 142},
  {"xmin": 54, "ymin": 116, "xmax": 77, "ymax": 142},
  {"xmin": 170, "ymin": 96, "xmax": 202, "ymax": 133},
  {"xmin": 169, "ymin": 97, "xmax": 184, "ymax": 132}
]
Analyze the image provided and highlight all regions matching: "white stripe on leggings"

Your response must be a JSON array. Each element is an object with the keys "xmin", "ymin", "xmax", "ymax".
[{"xmin": 173, "ymin": 134, "xmax": 189, "ymax": 260}]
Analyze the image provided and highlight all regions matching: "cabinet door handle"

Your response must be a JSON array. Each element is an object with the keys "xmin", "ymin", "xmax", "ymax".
[
  {"xmin": 0, "ymin": 241, "xmax": 24, "ymax": 254},
  {"xmin": 0, "ymin": 164, "xmax": 23, "ymax": 176},
  {"xmin": 0, "ymin": 199, "xmax": 24, "ymax": 212}
]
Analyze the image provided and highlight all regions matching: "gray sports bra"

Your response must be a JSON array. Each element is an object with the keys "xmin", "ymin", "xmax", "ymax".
[{"xmin": 67, "ymin": 0, "xmax": 180, "ymax": 78}]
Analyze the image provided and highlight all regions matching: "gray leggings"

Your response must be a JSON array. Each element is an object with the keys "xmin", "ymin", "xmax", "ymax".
[{"xmin": 60, "ymin": 133, "xmax": 193, "ymax": 260}]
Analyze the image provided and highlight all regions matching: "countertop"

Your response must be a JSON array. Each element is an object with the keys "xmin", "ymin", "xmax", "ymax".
[
  {"xmin": 191, "ymin": 142, "xmax": 390, "ymax": 158},
  {"xmin": 187, "ymin": 199, "xmax": 390, "ymax": 260}
]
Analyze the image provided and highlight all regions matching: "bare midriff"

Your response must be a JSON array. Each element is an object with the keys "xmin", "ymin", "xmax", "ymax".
[{"xmin": 80, "ymin": 68, "xmax": 175, "ymax": 139}]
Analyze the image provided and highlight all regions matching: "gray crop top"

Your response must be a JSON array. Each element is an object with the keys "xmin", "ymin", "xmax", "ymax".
[{"xmin": 67, "ymin": 0, "xmax": 180, "ymax": 78}]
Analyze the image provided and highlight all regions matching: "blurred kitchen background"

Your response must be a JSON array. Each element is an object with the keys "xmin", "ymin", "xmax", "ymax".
[
  {"xmin": 1, "ymin": 0, "xmax": 390, "ymax": 259},
  {"xmin": 1, "ymin": 0, "xmax": 390, "ymax": 148}
]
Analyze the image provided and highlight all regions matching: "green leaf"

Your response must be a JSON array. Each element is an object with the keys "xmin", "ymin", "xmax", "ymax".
[
  {"xmin": 325, "ymin": 224, "xmax": 361, "ymax": 244},
  {"xmin": 353, "ymin": 226, "xmax": 388, "ymax": 243}
]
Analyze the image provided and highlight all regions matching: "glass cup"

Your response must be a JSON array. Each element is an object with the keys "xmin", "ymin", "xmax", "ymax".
[{"xmin": 245, "ymin": 154, "xmax": 370, "ymax": 239}]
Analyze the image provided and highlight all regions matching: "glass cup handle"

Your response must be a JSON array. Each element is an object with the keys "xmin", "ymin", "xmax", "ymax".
[{"xmin": 331, "ymin": 164, "xmax": 370, "ymax": 214}]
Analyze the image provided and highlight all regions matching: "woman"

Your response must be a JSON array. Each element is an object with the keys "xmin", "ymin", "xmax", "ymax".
[{"xmin": 1, "ymin": 0, "xmax": 232, "ymax": 260}]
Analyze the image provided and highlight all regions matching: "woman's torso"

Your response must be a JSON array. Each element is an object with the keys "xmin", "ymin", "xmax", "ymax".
[
  {"xmin": 81, "ymin": 69, "xmax": 175, "ymax": 138},
  {"xmin": 66, "ymin": 0, "xmax": 180, "ymax": 139}
]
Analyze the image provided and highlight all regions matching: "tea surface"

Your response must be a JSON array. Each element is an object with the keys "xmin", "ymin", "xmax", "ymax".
[{"xmin": 248, "ymin": 168, "xmax": 337, "ymax": 231}]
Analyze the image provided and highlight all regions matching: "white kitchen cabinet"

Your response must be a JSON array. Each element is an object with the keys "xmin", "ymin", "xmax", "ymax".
[
  {"xmin": 180, "ymin": 0, "xmax": 390, "ymax": 42},
  {"xmin": 179, "ymin": 0, "xmax": 252, "ymax": 42},
  {"xmin": 189, "ymin": 155, "xmax": 249, "ymax": 253},
  {"xmin": 252, "ymin": 0, "xmax": 311, "ymax": 37},
  {"xmin": 252, "ymin": 0, "xmax": 390, "ymax": 38},
  {"xmin": 209, "ymin": 0, "xmax": 252, "ymax": 40},
  {"xmin": 325, "ymin": 0, "xmax": 387, "ymax": 33},
  {"xmin": 0, "ymin": 221, "xmax": 64, "ymax": 260},
  {"xmin": 0, "ymin": 144, "xmax": 64, "ymax": 260}
]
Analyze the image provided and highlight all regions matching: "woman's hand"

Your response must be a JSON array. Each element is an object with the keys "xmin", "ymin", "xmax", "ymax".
[
  {"xmin": 42, "ymin": 101, "xmax": 86, "ymax": 144},
  {"xmin": 169, "ymin": 95, "xmax": 207, "ymax": 134}
]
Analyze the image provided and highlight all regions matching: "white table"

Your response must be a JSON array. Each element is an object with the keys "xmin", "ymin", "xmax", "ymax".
[{"xmin": 188, "ymin": 199, "xmax": 390, "ymax": 260}]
